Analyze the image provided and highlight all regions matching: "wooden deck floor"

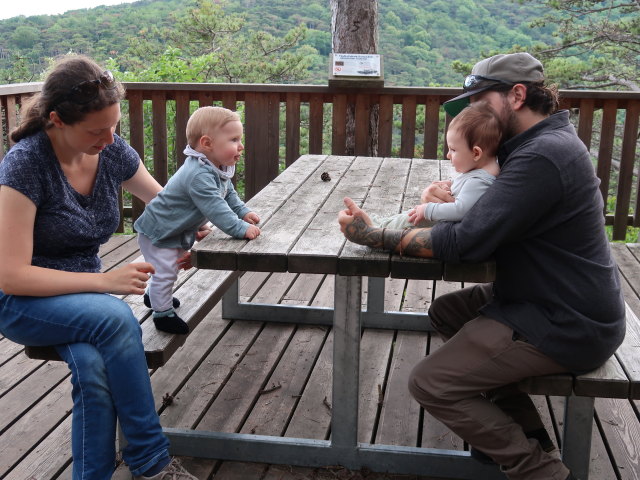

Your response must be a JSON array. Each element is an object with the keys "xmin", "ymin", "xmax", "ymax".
[{"xmin": 1, "ymin": 237, "xmax": 640, "ymax": 480}]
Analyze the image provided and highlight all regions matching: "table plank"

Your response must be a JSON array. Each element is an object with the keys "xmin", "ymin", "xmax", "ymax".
[
  {"xmin": 339, "ymin": 157, "xmax": 442, "ymax": 278},
  {"xmin": 616, "ymin": 303, "xmax": 640, "ymax": 399},
  {"xmin": 237, "ymin": 155, "xmax": 358, "ymax": 272},
  {"xmin": 288, "ymin": 156, "xmax": 392, "ymax": 274},
  {"xmin": 192, "ymin": 154, "xmax": 330, "ymax": 270},
  {"xmin": 290, "ymin": 156, "xmax": 390, "ymax": 274},
  {"xmin": 389, "ymin": 158, "xmax": 444, "ymax": 280}
]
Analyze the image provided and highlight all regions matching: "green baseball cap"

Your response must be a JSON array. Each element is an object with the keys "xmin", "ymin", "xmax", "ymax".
[{"xmin": 443, "ymin": 52, "xmax": 545, "ymax": 117}]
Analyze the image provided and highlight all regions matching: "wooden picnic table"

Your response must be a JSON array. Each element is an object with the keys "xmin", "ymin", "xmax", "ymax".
[{"xmin": 178, "ymin": 154, "xmax": 503, "ymax": 478}]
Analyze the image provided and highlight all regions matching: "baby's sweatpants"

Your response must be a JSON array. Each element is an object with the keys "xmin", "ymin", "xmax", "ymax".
[{"xmin": 137, "ymin": 233, "xmax": 187, "ymax": 312}]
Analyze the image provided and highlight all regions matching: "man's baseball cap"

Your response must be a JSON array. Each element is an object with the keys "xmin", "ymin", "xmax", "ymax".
[{"xmin": 443, "ymin": 53, "xmax": 544, "ymax": 117}]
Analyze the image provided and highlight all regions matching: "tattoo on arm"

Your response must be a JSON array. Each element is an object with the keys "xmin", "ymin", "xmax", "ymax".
[
  {"xmin": 345, "ymin": 217, "xmax": 434, "ymax": 257},
  {"xmin": 403, "ymin": 229, "xmax": 433, "ymax": 257},
  {"xmin": 383, "ymin": 229, "xmax": 403, "ymax": 251},
  {"xmin": 345, "ymin": 217, "xmax": 385, "ymax": 248}
]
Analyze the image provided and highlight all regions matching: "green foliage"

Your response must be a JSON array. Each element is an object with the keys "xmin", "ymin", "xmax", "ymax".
[
  {"xmin": 605, "ymin": 196, "xmax": 640, "ymax": 243},
  {"xmin": 102, "ymin": 0, "xmax": 313, "ymax": 198},
  {"xmin": 0, "ymin": 0, "xmax": 571, "ymax": 87},
  {"xmin": 0, "ymin": 53, "xmax": 34, "ymax": 83},
  {"xmin": 119, "ymin": 0, "xmax": 312, "ymax": 84},
  {"xmin": 521, "ymin": 0, "xmax": 639, "ymax": 90},
  {"xmin": 0, "ymin": 0, "xmax": 636, "ymax": 89},
  {"xmin": 10, "ymin": 25, "xmax": 40, "ymax": 50}
]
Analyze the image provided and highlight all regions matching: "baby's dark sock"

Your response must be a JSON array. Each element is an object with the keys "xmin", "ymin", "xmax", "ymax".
[{"xmin": 144, "ymin": 293, "xmax": 180, "ymax": 309}]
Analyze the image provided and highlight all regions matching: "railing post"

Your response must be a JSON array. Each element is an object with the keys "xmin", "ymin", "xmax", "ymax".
[
  {"xmin": 127, "ymin": 90, "xmax": 146, "ymax": 226},
  {"xmin": 244, "ymin": 91, "xmax": 280, "ymax": 200},
  {"xmin": 151, "ymin": 91, "xmax": 168, "ymax": 186},
  {"xmin": 286, "ymin": 92, "xmax": 301, "ymax": 166},
  {"xmin": 175, "ymin": 91, "xmax": 190, "ymax": 169}
]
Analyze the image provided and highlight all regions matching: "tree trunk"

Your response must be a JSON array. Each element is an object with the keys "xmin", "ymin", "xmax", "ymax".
[{"xmin": 330, "ymin": 0, "xmax": 379, "ymax": 156}]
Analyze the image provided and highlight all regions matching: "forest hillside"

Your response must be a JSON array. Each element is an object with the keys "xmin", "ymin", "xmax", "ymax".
[{"xmin": 0, "ymin": 0, "xmax": 551, "ymax": 86}]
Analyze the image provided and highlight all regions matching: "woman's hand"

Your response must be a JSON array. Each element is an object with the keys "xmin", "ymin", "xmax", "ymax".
[
  {"xmin": 103, "ymin": 262, "xmax": 155, "ymax": 295},
  {"xmin": 420, "ymin": 180, "xmax": 454, "ymax": 204}
]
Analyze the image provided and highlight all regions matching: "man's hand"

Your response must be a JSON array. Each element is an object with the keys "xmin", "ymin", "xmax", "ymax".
[
  {"xmin": 338, "ymin": 197, "xmax": 434, "ymax": 257},
  {"xmin": 338, "ymin": 197, "xmax": 383, "ymax": 248},
  {"xmin": 421, "ymin": 180, "xmax": 454, "ymax": 204}
]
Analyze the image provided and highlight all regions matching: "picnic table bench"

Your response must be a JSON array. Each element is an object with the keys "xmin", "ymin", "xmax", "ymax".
[{"xmin": 23, "ymin": 154, "xmax": 640, "ymax": 480}]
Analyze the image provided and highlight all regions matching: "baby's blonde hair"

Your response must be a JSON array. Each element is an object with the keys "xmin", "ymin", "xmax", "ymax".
[{"xmin": 186, "ymin": 106, "xmax": 241, "ymax": 148}]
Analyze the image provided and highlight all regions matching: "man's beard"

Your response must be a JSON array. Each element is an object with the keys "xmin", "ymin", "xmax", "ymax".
[{"xmin": 500, "ymin": 97, "xmax": 520, "ymax": 141}]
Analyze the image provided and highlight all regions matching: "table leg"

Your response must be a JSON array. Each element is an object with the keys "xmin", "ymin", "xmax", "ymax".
[
  {"xmin": 331, "ymin": 274, "xmax": 362, "ymax": 465},
  {"xmin": 367, "ymin": 276, "xmax": 385, "ymax": 314},
  {"xmin": 561, "ymin": 395, "xmax": 594, "ymax": 480},
  {"xmin": 221, "ymin": 277, "xmax": 241, "ymax": 319}
]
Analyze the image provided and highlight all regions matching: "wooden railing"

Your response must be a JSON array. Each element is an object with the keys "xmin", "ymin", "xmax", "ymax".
[{"xmin": 1, "ymin": 82, "xmax": 639, "ymax": 239}]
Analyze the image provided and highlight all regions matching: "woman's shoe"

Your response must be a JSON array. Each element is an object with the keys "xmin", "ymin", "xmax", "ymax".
[{"xmin": 134, "ymin": 457, "xmax": 198, "ymax": 479}]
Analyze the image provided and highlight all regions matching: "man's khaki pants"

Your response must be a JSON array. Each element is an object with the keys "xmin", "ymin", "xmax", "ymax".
[{"xmin": 408, "ymin": 284, "xmax": 571, "ymax": 480}]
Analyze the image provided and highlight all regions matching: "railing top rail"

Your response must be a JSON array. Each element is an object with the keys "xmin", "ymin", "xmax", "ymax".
[
  {"xmin": 1, "ymin": 81, "xmax": 639, "ymax": 100},
  {"xmin": 122, "ymin": 82, "xmax": 462, "ymax": 96},
  {"xmin": 0, "ymin": 82, "xmax": 43, "ymax": 95}
]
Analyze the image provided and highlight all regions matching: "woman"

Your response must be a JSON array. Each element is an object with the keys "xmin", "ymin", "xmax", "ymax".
[{"xmin": 0, "ymin": 56, "xmax": 197, "ymax": 480}]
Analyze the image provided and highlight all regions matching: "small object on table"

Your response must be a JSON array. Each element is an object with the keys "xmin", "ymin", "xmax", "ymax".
[{"xmin": 321, "ymin": 171, "xmax": 331, "ymax": 182}]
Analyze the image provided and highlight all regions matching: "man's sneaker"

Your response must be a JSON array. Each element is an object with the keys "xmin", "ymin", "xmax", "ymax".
[
  {"xmin": 470, "ymin": 428, "xmax": 555, "ymax": 464},
  {"xmin": 153, "ymin": 312, "xmax": 189, "ymax": 334},
  {"xmin": 144, "ymin": 293, "xmax": 180, "ymax": 309},
  {"xmin": 134, "ymin": 457, "xmax": 198, "ymax": 479}
]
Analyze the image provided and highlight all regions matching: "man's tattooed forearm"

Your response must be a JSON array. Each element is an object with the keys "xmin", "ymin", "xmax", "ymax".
[
  {"xmin": 382, "ymin": 229, "xmax": 403, "ymax": 251},
  {"xmin": 403, "ymin": 229, "xmax": 433, "ymax": 256},
  {"xmin": 345, "ymin": 216, "xmax": 384, "ymax": 248},
  {"xmin": 345, "ymin": 218, "xmax": 433, "ymax": 257}
]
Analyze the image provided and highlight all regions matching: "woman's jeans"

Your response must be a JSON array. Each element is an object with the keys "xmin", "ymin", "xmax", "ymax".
[{"xmin": 0, "ymin": 291, "xmax": 170, "ymax": 480}]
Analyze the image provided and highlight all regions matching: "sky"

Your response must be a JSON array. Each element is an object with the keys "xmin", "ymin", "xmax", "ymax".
[{"xmin": 0, "ymin": 0, "xmax": 140, "ymax": 21}]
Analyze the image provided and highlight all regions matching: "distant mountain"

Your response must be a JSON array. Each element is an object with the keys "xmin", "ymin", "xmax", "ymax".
[{"xmin": 0, "ymin": 0, "xmax": 551, "ymax": 86}]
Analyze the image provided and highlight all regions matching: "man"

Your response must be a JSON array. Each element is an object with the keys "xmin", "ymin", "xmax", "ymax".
[{"xmin": 337, "ymin": 52, "xmax": 625, "ymax": 480}]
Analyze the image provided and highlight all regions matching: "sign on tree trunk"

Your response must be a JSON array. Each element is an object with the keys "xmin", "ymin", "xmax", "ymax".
[{"xmin": 330, "ymin": 0, "xmax": 381, "ymax": 156}]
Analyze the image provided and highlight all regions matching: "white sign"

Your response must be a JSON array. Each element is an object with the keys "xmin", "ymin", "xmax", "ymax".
[{"xmin": 332, "ymin": 53, "xmax": 381, "ymax": 77}]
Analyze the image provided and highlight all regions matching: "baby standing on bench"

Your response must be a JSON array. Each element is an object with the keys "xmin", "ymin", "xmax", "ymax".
[{"xmin": 135, "ymin": 106, "xmax": 261, "ymax": 334}]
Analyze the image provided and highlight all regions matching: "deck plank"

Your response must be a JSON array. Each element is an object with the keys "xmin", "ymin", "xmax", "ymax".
[
  {"xmin": 0, "ymin": 354, "xmax": 43, "ymax": 397},
  {"xmin": 421, "ymin": 335, "xmax": 464, "ymax": 453},
  {"xmin": 376, "ymin": 330, "xmax": 427, "ymax": 447},
  {"xmin": 595, "ymin": 397, "xmax": 640, "ymax": 480},
  {"xmin": 0, "ymin": 337, "xmax": 23, "ymax": 366},
  {"xmin": 0, "ymin": 378, "xmax": 71, "ymax": 477},
  {"xmin": 0, "ymin": 361, "xmax": 68, "ymax": 433}
]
